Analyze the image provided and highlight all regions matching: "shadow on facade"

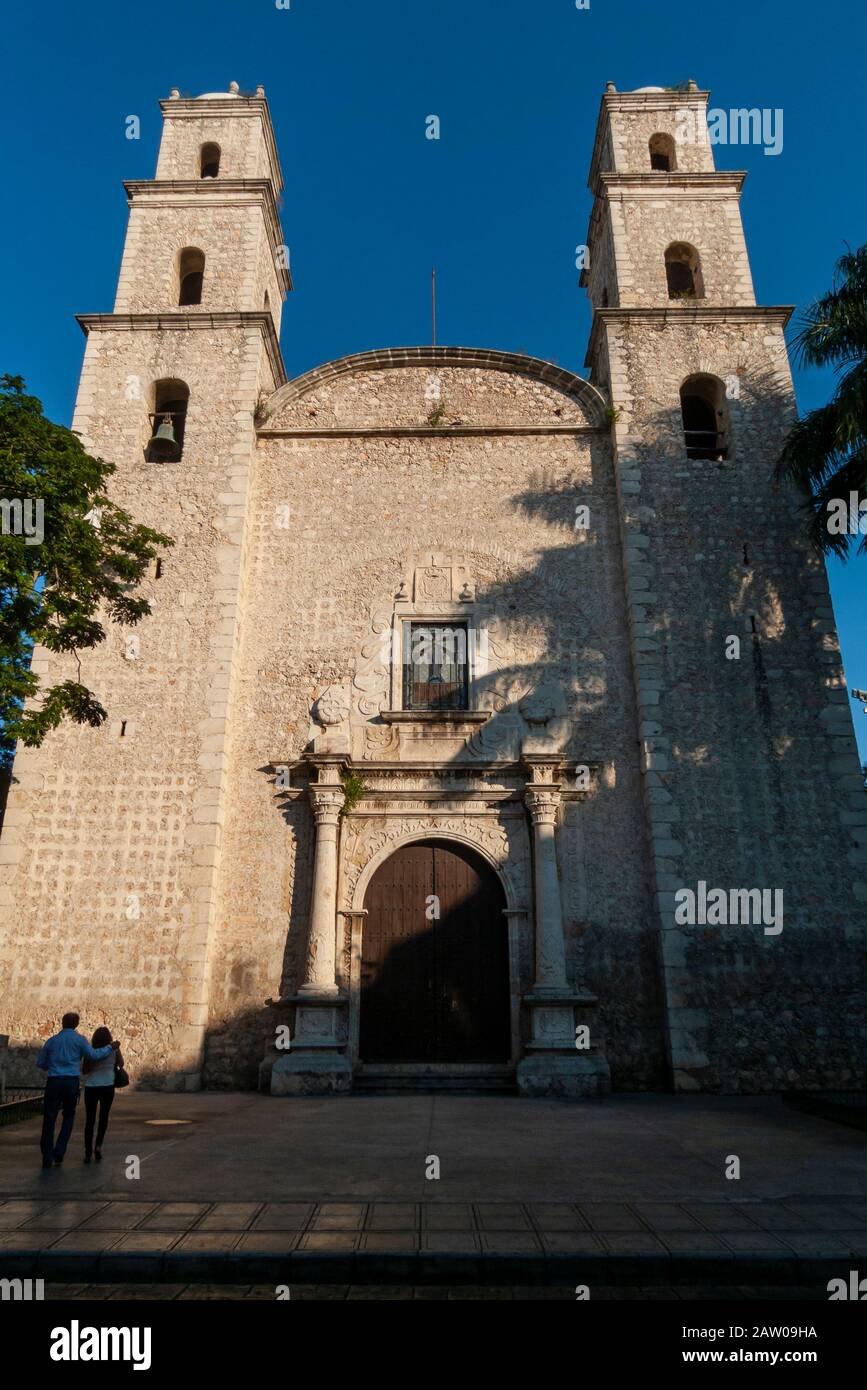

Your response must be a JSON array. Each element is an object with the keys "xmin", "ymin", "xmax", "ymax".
[{"xmin": 10, "ymin": 364, "xmax": 863, "ymax": 1096}]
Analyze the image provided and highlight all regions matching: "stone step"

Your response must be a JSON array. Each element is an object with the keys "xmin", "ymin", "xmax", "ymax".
[{"xmin": 355, "ymin": 1065, "xmax": 516, "ymax": 1094}]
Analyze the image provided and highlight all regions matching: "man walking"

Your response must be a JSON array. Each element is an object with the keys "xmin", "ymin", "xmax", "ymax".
[{"xmin": 36, "ymin": 1013, "xmax": 118, "ymax": 1169}]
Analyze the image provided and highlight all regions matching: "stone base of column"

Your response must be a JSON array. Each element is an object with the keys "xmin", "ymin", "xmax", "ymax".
[
  {"xmin": 269, "ymin": 994, "xmax": 352, "ymax": 1097},
  {"xmin": 271, "ymin": 1051, "xmax": 353, "ymax": 1096},
  {"xmin": 516, "ymin": 1051, "xmax": 610, "ymax": 1098},
  {"xmin": 516, "ymin": 991, "xmax": 611, "ymax": 1098}
]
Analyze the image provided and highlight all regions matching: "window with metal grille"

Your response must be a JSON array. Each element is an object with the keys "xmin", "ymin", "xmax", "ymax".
[{"xmin": 402, "ymin": 623, "xmax": 469, "ymax": 710}]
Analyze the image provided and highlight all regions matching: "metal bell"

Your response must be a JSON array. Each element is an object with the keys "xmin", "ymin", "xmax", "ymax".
[{"xmin": 147, "ymin": 415, "xmax": 180, "ymax": 461}]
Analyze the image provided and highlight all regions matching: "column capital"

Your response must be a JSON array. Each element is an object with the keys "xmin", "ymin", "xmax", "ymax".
[
  {"xmin": 309, "ymin": 783, "xmax": 345, "ymax": 826},
  {"xmin": 524, "ymin": 783, "xmax": 561, "ymax": 826}
]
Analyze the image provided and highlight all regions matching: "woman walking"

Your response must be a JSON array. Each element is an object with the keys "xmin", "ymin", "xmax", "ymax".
[{"xmin": 81, "ymin": 1026, "xmax": 124, "ymax": 1162}]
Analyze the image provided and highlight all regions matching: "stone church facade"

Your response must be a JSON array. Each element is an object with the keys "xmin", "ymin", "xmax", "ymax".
[{"xmin": 1, "ymin": 82, "xmax": 865, "ymax": 1097}]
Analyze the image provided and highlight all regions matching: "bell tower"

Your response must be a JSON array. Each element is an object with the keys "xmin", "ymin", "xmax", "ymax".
[
  {"xmin": 0, "ymin": 84, "xmax": 289, "ymax": 1089},
  {"xmin": 582, "ymin": 82, "xmax": 865, "ymax": 1091},
  {"xmin": 113, "ymin": 81, "xmax": 290, "ymax": 329}
]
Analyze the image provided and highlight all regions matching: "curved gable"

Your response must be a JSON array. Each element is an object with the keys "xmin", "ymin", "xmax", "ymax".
[{"xmin": 258, "ymin": 346, "xmax": 608, "ymax": 430}]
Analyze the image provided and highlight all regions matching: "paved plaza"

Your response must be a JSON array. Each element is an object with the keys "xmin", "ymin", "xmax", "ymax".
[{"xmin": 1, "ymin": 1093, "xmax": 865, "ymax": 1288}]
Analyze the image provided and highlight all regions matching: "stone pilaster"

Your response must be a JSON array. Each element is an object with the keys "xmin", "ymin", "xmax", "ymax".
[
  {"xmin": 525, "ymin": 776, "xmax": 570, "ymax": 994},
  {"xmin": 516, "ymin": 759, "xmax": 610, "ymax": 1098},
  {"xmin": 271, "ymin": 757, "xmax": 351, "ymax": 1095}
]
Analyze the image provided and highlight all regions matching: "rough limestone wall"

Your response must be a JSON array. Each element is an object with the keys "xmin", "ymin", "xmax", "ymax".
[
  {"xmin": 201, "ymin": 365, "xmax": 666, "ymax": 1089},
  {"xmin": 156, "ymin": 113, "xmax": 270, "ymax": 181},
  {"xmin": 585, "ymin": 212, "xmax": 617, "ymax": 309},
  {"xmin": 115, "ymin": 205, "xmax": 272, "ymax": 316},
  {"xmin": 0, "ymin": 325, "xmax": 274, "ymax": 1089},
  {"xmin": 614, "ymin": 193, "xmax": 754, "ymax": 307},
  {"xmin": 595, "ymin": 121, "xmax": 614, "ymax": 176},
  {"xmin": 606, "ymin": 315, "xmax": 867, "ymax": 1090},
  {"xmin": 608, "ymin": 104, "xmax": 715, "ymax": 175},
  {"xmin": 251, "ymin": 220, "xmax": 284, "ymax": 332},
  {"xmin": 269, "ymin": 364, "xmax": 591, "ymax": 430}
]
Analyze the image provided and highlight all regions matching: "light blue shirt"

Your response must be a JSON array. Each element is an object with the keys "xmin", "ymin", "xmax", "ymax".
[
  {"xmin": 36, "ymin": 1029, "xmax": 113, "ymax": 1078},
  {"xmin": 83, "ymin": 1061, "xmax": 116, "ymax": 1088}
]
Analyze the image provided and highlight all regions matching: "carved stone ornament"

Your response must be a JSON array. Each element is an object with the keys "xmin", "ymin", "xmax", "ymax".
[
  {"xmin": 309, "ymin": 785, "xmax": 345, "ymax": 826},
  {"xmin": 314, "ymin": 686, "xmax": 349, "ymax": 728},
  {"xmin": 352, "ymin": 604, "xmax": 393, "ymax": 718},
  {"xmin": 518, "ymin": 684, "xmax": 558, "ymax": 726},
  {"xmin": 524, "ymin": 785, "xmax": 561, "ymax": 826},
  {"xmin": 341, "ymin": 814, "xmax": 526, "ymax": 911},
  {"xmin": 415, "ymin": 565, "xmax": 451, "ymax": 603}
]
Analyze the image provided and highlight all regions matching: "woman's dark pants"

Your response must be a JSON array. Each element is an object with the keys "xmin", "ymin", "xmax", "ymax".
[{"xmin": 83, "ymin": 1086, "xmax": 115, "ymax": 1156}]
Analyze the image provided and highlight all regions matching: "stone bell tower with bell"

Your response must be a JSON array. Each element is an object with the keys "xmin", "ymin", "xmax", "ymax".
[{"xmin": 0, "ymin": 84, "xmax": 290, "ymax": 1090}]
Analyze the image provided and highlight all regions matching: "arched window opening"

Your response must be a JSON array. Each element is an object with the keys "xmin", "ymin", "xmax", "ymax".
[
  {"xmin": 263, "ymin": 289, "xmax": 270, "ymax": 313},
  {"xmin": 649, "ymin": 133, "xmax": 676, "ymax": 172},
  {"xmin": 665, "ymin": 242, "xmax": 704, "ymax": 299},
  {"xmin": 146, "ymin": 379, "xmax": 189, "ymax": 462},
  {"xmin": 200, "ymin": 143, "xmax": 220, "ymax": 178},
  {"xmin": 178, "ymin": 247, "xmax": 205, "ymax": 306},
  {"xmin": 680, "ymin": 375, "xmax": 729, "ymax": 461}
]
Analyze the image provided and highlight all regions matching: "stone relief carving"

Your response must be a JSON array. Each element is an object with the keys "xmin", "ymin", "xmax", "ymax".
[
  {"xmin": 341, "ymin": 813, "xmax": 526, "ymax": 911},
  {"xmin": 313, "ymin": 686, "xmax": 349, "ymax": 728},
  {"xmin": 360, "ymin": 769, "xmax": 518, "ymax": 792},
  {"xmin": 362, "ymin": 723, "xmax": 400, "ymax": 759},
  {"xmin": 345, "ymin": 550, "xmax": 608, "ymax": 762},
  {"xmin": 467, "ymin": 703, "xmax": 523, "ymax": 762},
  {"xmin": 415, "ymin": 564, "xmax": 451, "ymax": 603},
  {"xmin": 559, "ymin": 801, "xmax": 588, "ymax": 984},
  {"xmin": 279, "ymin": 803, "xmax": 311, "ymax": 1001},
  {"xmin": 410, "ymin": 557, "xmax": 475, "ymax": 604},
  {"xmin": 518, "ymin": 683, "xmax": 559, "ymax": 725},
  {"xmin": 352, "ymin": 603, "xmax": 393, "ymax": 719}
]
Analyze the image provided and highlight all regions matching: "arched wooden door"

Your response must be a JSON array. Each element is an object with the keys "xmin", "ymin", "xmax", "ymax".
[{"xmin": 359, "ymin": 840, "xmax": 511, "ymax": 1063}]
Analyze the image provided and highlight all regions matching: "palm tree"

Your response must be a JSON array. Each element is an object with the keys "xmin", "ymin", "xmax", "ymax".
[{"xmin": 775, "ymin": 244, "xmax": 867, "ymax": 557}]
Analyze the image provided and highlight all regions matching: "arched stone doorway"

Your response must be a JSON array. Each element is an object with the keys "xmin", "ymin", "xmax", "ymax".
[{"xmin": 359, "ymin": 839, "xmax": 511, "ymax": 1063}]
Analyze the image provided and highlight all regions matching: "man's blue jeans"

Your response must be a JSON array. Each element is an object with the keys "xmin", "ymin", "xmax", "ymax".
[{"xmin": 41, "ymin": 1076, "xmax": 80, "ymax": 1162}]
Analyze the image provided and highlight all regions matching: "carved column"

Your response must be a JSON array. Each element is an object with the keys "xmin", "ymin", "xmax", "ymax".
[
  {"xmin": 517, "ymin": 757, "xmax": 610, "ymax": 1099},
  {"xmin": 299, "ymin": 781, "xmax": 345, "ymax": 995},
  {"xmin": 525, "ymin": 781, "xmax": 569, "ymax": 993},
  {"xmin": 271, "ymin": 756, "xmax": 352, "ymax": 1096}
]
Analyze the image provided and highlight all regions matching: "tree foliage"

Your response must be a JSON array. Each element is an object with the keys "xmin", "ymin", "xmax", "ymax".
[
  {"xmin": 776, "ymin": 244, "xmax": 867, "ymax": 557},
  {"xmin": 0, "ymin": 375, "xmax": 172, "ymax": 762}
]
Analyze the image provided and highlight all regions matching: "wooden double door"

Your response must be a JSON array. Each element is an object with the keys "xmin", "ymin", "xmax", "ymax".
[{"xmin": 359, "ymin": 840, "xmax": 511, "ymax": 1063}]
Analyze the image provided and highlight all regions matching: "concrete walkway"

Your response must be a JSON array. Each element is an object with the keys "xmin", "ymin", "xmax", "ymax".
[{"xmin": 1, "ymin": 1093, "xmax": 865, "ymax": 1286}]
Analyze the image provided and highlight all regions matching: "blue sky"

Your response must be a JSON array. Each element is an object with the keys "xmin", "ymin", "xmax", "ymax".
[{"xmin": 2, "ymin": 0, "xmax": 864, "ymax": 756}]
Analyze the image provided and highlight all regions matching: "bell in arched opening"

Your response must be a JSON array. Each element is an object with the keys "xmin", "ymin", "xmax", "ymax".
[
  {"xmin": 146, "ymin": 379, "xmax": 189, "ymax": 462},
  {"xmin": 146, "ymin": 414, "xmax": 181, "ymax": 462}
]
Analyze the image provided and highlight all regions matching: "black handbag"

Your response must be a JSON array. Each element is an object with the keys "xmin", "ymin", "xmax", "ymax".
[{"xmin": 114, "ymin": 1063, "xmax": 130, "ymax": 1089}]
